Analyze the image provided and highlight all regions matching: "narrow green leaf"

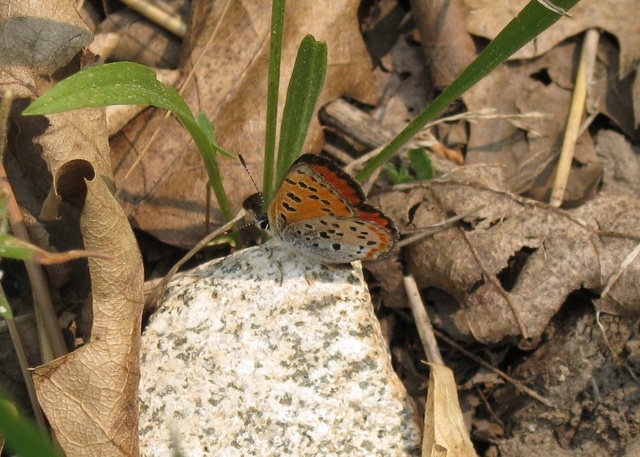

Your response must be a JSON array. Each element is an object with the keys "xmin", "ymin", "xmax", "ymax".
[
  {"xmin": 274, "ymin": 35, "xmax": 327, "ymax": 196},
  {"xmin": 190, "ymin": 133, "xmax": 234, "ymax": 222},
  {"xmin": 383, "ymin": 162, "xmax": 401, "ymax": 183},
  {"xmin": 263, "ymin": 0, "xmax": 287, "ymax": 204},
  {"xmin": 197, "ymin": 113, "xmax": 235, "ymax": 160},
  {"xmin": 357, "ymin": 0, "xmax": 581, "ymax": 180},
  {"xmin": 409, "ymin": 148, "xmax": 434, "ymax": 181},
  {"xmin": 197, "ymin": 112, "xmax": 217, "ymax": 145},
  {"xmin": 23, "ymin": 62, "xmax": 193, "ymax": 122}
]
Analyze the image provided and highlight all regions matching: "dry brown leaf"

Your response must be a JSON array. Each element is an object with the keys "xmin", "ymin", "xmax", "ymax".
[
  {"xmin": 111, "ymin": 0, "xmax": 379, "ymax": 248},
  {"xmin": 586, "ymin": 38, "xmax": 639, "ymax": 141},
  {"xmin": 464, "ymin": 0, "xmax": 640, "ymax": 78},
  {"xmin": 363, "ymin": 254, "xmax": 406, "ymax": 309},
  {"xmin": 0, "ymin": 1, "xmax": 92, "ymax": 75},
  {"xmin": 410, "ymin": 0, "xmax": 476, "ymax": 89},
  {"xmin": 370, "ymin": 21, "xmax": 431, "ymax": 134},
  {"xmin": 463, "ymin": 42, "xmax": 604, "ymax": 201},
  {"xmin": 458, "ymin": 0, "xmax": 640, "ymax": 200},
  {"xmin": 379, "ymin": 165, "xmax": 640, "ymax": 343},
  {"xmin": 423, "ymin": 363, "xmax": 477, "ymax": 457},
  {"xmin": 595, "ymin": 129, "xmax": 640, "ymax": 196},
  {"xmin": 2, "ymin": 6, "xmax": 145, "ymax": 450},
  {"xmin": 573, "ymin": 197, "xmax": 640, "ymax": 316},
  {"xmin": 31, "ymin": 158, "xmax": 144, "ymax": 456}
]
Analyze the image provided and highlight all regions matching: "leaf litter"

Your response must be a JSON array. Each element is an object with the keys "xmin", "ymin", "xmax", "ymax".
[
  {"xmin": 334, "ymin": 0, "xmax": 640, "ymax": 455},
  {"xmin": 378, "ymin": 165, "xmax": 639, "ymax": 343},
  {"xmin": 1, "ymin": 0, "xmax": 640, "ymax": 456}
]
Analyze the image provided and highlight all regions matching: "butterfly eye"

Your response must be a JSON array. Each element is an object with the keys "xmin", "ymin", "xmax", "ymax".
[{"xmin": 258, "ymin": 216, "xmax": 269, "ymax": 231}]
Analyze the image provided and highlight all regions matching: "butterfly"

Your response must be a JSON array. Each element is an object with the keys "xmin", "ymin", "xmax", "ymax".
[{"xmin": 265, "ymin": 154, "xmax": 399, "ymax": 263}]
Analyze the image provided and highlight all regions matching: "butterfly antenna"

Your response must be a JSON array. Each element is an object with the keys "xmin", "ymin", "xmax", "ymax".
[
  {"xmin": 238, "ymin": 155, "xmax": 268, "ymax": 231},
  {"xmin": 239, "ymin": 154, "xmax": 264, "ymax": 200}
]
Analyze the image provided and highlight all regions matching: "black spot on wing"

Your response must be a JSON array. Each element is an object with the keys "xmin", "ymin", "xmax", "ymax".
[{"xmin": 286, "ymin": 191, "xmax": 303, "ymax": 203}]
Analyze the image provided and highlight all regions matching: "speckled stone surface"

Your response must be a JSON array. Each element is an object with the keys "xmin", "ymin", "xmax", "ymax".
[{"xmin": 139, "ymin": 243, "xmax": 422, "ymax": 456}]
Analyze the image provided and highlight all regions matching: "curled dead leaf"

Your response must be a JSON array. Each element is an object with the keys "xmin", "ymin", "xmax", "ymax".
[
  {"xmin": 423, "ymin": 363, "xmax": 477, "ymax": 457},
  {"xmin": 8, "ymin": 68, "xmax": 144, "ymax": 455},
  {"xmin": 32, "ymin": 173, "xmax": 143, "ymax": 457}
]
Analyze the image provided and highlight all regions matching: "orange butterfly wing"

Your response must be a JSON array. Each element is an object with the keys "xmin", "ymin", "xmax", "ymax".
[{"xmin": 267, "ymin": 154, "xmax": 399, "ymax": 262}]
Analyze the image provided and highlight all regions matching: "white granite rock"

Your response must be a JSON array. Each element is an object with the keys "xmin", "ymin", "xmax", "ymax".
[{"xmin": 139, "ymin": 243, "xmax": 422, "ymax": 456}]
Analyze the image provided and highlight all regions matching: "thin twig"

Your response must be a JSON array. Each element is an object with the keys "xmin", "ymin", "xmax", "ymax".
[
  {"xmin": 119, "ymin": 0, "xmax": 187, "ymax": 37},
  {"xmin": 549, "ymin": 29, "xmax": 599, "ymax": 207},
  {"xmin": 403, "ymin": 275, "xmax": 443, "ymax": 364},
  {"xmin": 397, "ymin": 205, "xmax": 485, "ymax": 249},
  {"xmin": 145, "ymin": 209, "xmax": 247, "ymax": 310},
  {"xmin": 0, "ymin": 165, "xmax": 67, "ymax": 360},
  {"xmin": 434, "ymin": 329, "xmax": 554, "ymax": 407},
  {"xmin": 345, "ymin": 108, "xmax": 546, "ymax": 173}
]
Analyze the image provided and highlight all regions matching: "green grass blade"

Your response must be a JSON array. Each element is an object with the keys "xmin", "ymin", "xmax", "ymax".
[
  {"xmin": 197, "ymin": 112, "xmax": 217, "ymax": 145},
  {"xmin": 275, "ymin": 35, "xmax": 327, "ymax": 190},
  {"xmin": 263, "ymin": 0, "xmax": 286, "ymax": 204},
  {"xmin": 357, "ymin": 0, "xmax": 582, "ymax": 180}
]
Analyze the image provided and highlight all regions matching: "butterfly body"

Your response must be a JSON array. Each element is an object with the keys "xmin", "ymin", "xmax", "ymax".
[{"xmin": 267, "ymin": 154, "xmax": 399, "ymax": 263}]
